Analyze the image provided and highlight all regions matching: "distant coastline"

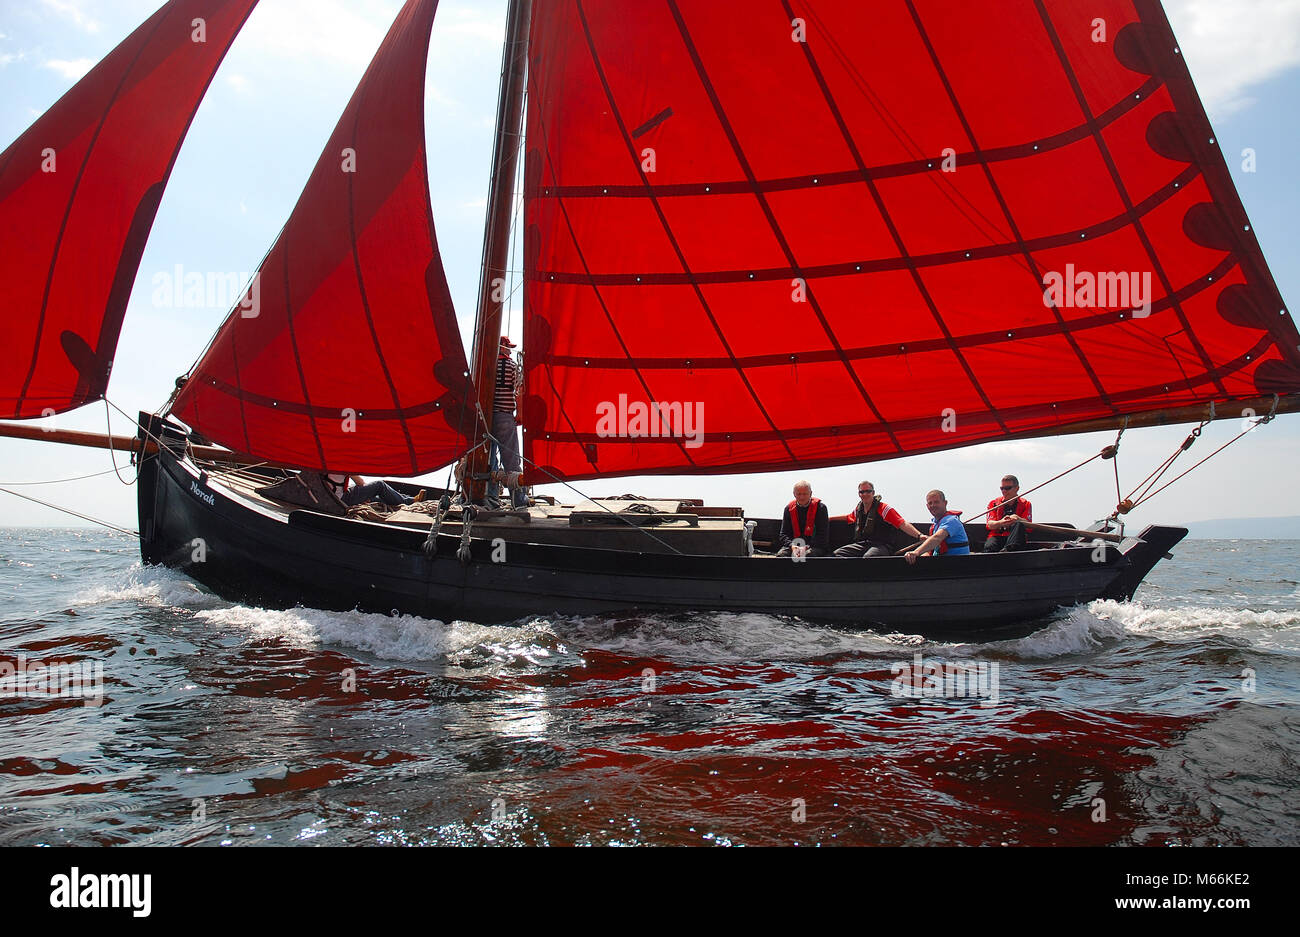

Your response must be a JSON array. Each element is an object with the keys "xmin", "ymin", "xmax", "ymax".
[{"xmin": 1183, "ymin": 517, "xmax": 1300, "ymax": 540}]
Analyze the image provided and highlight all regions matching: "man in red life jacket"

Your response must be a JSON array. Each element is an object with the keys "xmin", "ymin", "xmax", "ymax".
[
  {"xmin": 775, "ymin": 480, "xmax": 830, "ymax": 557},
  {"xmin": 834, "ymin": 481, "xmax": 924, "ymax": 557},
  {"xmin": 984, "ymin": 474, "xmax": 1032, "ymax": 552}
]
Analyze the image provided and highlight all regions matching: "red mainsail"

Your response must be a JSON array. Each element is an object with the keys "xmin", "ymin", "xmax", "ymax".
[
  {"xmin": 522, "ymin": 0, "xmax": 1299, "ymax": 481},
  {"xmin": 174, "ymin": 0, "xmax": 474, "ymax": 475},
  {"xmin": 0, "ymin": 0, "xmax": 258, "ymax": 419}
]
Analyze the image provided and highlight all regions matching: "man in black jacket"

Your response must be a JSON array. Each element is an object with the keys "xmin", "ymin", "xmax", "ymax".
[
  {"xmin": 776, "ymin": 480, "xmax": 830, "ymax": 557},
  {"xmin": 834, "ymin": 481, "xmax": 924, "ymax": 557}
]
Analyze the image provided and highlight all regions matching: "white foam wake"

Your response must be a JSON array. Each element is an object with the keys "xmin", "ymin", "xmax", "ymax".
[
  {"xmin": 1088, "ymin": 598, "xmax": 1300, "ymax": 645},
  {"xmin": 70, "ymin": 564, "xmax": 227, "ymax": 611},
  {"xmin": 193, "ymin": 604, "xmax": 551, "ymax": 662}
]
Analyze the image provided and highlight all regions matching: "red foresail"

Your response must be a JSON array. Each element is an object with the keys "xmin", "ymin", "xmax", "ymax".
[
  {"xmin": 522, "ymin": 0, "xmax": 1299, "ymax": 481},
  {"xmin": 173, "ymin": 0, "xmax": 474, "ymax": 475},
  {"xmin": 0, "ymin": 0, "xmax": 258, "ymax": 420}
]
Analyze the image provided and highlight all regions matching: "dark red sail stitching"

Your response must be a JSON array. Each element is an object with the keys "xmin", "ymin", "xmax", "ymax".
[
  {"xmin": 543, "ymin": 252, "xmax": 1238, "ymax": 372},
  {"xmin": 536, "ymin": 163, "xmax": 1200, "ymax": 287},
  {"xmin": 539, "ymin": 333, "xmax": 1272, "ymax": 451},
  {"xmin": 344, "ymin": 92, "xmax": 419, "ymax": 475},
  {"xmin": 184, "ymin": 375, "xmax": 455, "ymax": 422},
  {"xmin": 903, "ymin": 0, "xmax": 1115, "ymax": 412},
  {"xmin": 532, "ymin": 79, "xmax": 1163, "ymax": 202},
  {"xmin": 280, "ymin": 248, "xmax": 328, "ymax": 471},
  {"xmin": 14, "ymin": 15, "xmax": 166, "ymax": 417},
  {"xmin": 522, "ymin": 55, "xmax": 712, "ymax": 470},
  {"xmin": 774, "ymin": 0, "xmax": 1007, "ymax": 436},
  {"xmin": 665, "ymin": 0, "xmax": 909, "ymax": 449},
  {"xmin": 571, "ymin": 0, "xmax": 802, "ymax": 461},
  {"xmin": 1032, "ymin": 0, "xmax": 1227, "ymax": 399},
  {"xmin": 1132, "ymin": 0, "xmax": 1298, "ymax": 379}
]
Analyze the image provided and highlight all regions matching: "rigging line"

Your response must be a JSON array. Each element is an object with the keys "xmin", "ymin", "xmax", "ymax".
[
  {"xmin": 901, "ymin": 0, "xmax": 1115, "ymax": 410},
  {"xmin": 1031, "ymin": 1, "xmax": 1228, "ymax": 400},
  {"xmin": 103, "ymin": 397, "xmax": 137, "ymax": 487},
  {"xmin": 666, "ymin": 0, "xmax": 902, "ymax": 449},
  {"xmin": 483, "ymin": 429, "xmax": 686, "ymax": 556},
  {"xmin": 802, "ymin": 4, "xmax": 1027, "ymax": 269},
  {"xmin": 503, "ymin": 83, "xmax": 528, "ymax": 340},
  {"xmin": 1129, "ymin": 421, "xmax": 1267, "ymax": 511},
  {"xmin": 1125, "ymin": 417, "xmax": 1212, "ymax": 504},
  {"xmin": 0, "ymin": 468, "xmax": 122, "ymax": 486},
  {"xmin": 778, "ymin": 0, "xmax": 996, "ymax": 439},
  {"xmin": 965, "ymin": 449, "xmax": 1105, "ymax": 524},
  {"xmin": 104, "ymin": 396, "xmax": 168, "ymax": 456},
  {"xmin": 0, "ymin": 486, "xmax": 139, "ymax": 537}
]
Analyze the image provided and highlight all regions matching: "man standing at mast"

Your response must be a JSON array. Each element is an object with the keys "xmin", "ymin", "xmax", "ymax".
[{"xmin": 487, "ymin": 335, "xmax": 527, "ymax": 509}]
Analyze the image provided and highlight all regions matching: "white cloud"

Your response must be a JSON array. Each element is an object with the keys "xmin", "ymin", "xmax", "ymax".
[
  {"xmin": 951, "ymin": 439, "xmax": 1092, "ymax": 467},
  {"xmin": 427, "ymin": 85, "xmax": 458, "ymax": 109},
  {"xmin": 436, "ymin": 6, "xmax": 505, "ymax": 44},
  {"xmin": 0, "ymin": 53, "xmax": 13, "ymax": 67},
  {"xmin": 1164, "ymin": 0, "xmax": 1300, "ymax": 115},
  {"xmin": 41, "ymin": 0, "xmax": 100, "ymax": 33},
  {"xmin": 225, "ymin": 73, "xmax": 252, "ymax": 95},
  {"xmin": 44, "ymin": 57, "xmax": 94, "ymax": 80},
  {"xmin": 238, "ymin": 0, "xmax": 396, "ymax": 67}
]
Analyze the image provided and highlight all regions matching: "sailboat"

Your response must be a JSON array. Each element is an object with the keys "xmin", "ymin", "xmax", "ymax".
[{"xmin": 2, "ymin": 0, "xmax": 1297, "ymax": 637}]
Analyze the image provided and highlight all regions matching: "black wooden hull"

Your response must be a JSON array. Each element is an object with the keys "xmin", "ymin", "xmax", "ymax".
[{"xmin": 136, "ymin": 437, "xmax": 1185, "ymax": 638}]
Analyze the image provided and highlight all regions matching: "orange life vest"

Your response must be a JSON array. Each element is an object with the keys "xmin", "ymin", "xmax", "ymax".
[{"xmin": 786, "ymin": 498, "xmax": 821, "ymax": 540}]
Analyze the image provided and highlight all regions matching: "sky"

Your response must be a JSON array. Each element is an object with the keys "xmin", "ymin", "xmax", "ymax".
[{"xmin": 1, "ymin": 0, "xmax": 1298, "ymax": 531}]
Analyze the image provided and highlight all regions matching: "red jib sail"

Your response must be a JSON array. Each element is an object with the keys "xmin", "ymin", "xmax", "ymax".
[
  {"xmin": 173, "ymin": 0, "xmax": 474, "ymax": 475},
  {"xmin": 522, "ymin": 0, "xmax": 1299, "ymax": 481},
  {"xmin": 0, "ymin": 0, "xmax": 259, "ymax": 420}
]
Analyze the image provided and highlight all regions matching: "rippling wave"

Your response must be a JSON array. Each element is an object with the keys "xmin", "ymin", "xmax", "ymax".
[{"xmin": 2, "ymin": 529, "xmax": 1296, "ymax": 846}]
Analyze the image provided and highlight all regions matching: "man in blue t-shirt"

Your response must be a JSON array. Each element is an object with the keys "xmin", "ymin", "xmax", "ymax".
[{"xmin": 904, "ymin": 489, "xmax": 971, "ymax": 564}]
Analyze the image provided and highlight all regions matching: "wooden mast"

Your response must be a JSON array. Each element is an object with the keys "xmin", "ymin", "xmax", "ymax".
[{"xmin": 465, "ymin": 0, "xmax": 533, "ymax": 501}]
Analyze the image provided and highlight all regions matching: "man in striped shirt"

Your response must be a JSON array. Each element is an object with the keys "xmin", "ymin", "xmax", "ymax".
[{"xmin": 487, "ymin": 334, "xmax": 527, "ymax": 509}]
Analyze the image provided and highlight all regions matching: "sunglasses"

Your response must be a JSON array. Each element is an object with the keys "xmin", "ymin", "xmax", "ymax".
[
  {"xmin": 1000, "ymin": 485, "xmax": 1015, "ymax": 491},
  {"xmin": 858, "ymin": 488, "xmax": 874, "ymax": 494}
]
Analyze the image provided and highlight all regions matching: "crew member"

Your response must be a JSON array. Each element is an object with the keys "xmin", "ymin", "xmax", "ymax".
[
  {"xmin": 487, "ymin": 334, "xmax": 528, "ymax": 509},
  {"xmin": 776, "ymin": 480, "xmax": 830, "ymax": 557},
  {"xmin": 904, "ymin": 489, "xmax": 970, "ymax": 563},
  {"xmin": 984, "ymin": 474, "xmax": 1032, "ymax": 552},
  {"xmin": 834, "ymin": 481, "xmax": 923, "ymax": 557},
  {"xmin": 326, "ymin": 473, "xmax": 424, "ymax": 508}
]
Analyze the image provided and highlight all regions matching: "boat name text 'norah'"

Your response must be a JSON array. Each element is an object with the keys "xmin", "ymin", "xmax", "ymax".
[{"xmin": 190, "ymin": 480, "xmax": 216, "ymax": 506}]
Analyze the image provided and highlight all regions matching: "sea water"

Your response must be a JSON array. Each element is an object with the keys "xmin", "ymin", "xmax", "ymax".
[{"xmin": 0, "ymin": 528, "xmax": 1296, "ymax": 846}]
